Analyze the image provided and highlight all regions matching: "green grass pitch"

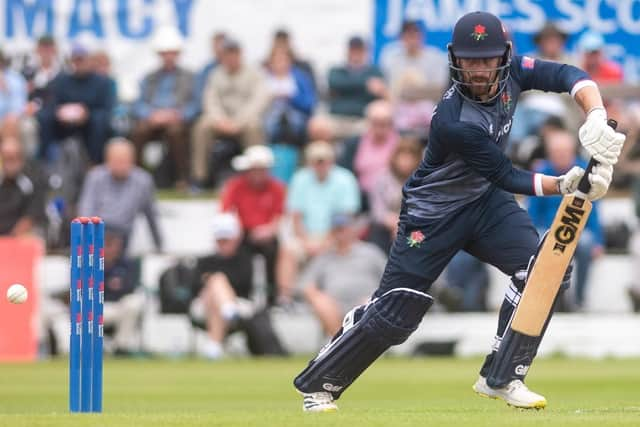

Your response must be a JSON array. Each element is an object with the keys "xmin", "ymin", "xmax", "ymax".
[{"xmin": 0, "ymin": 356, "xmax": 639, "ymax": 426}]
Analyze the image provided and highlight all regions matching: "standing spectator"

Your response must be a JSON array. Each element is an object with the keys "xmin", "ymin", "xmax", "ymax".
[
  {"xmin": 277, "ymin": 141, "xmax": 360, "ymax": 301},
  {"xmin": 191, "ymin": 39, "xmax": 268, "ymax": 189},
  {"xmin": 271, "ymin": 28, "xmax": 316, "ymax": 89},
  {"xmin": 131, "ymin": 26, "xmax": 198, "ymax": 189},
  {"xmin": 0, "ymin": 51, "xmax": 27, "ymax": 140},
  {"xmin": 327, "ymin": 36, "xmax": 386, "ymax": 138},
  {"xmin": 379, "ymin": 20, "xmax": 448, "ymax": 100},
  {"xmin": 37, "ymin": 42, "xmax": 113, "ymax": 164},
  {"xmin": 77, "ymin": 138, "xmax": 163, "ymax": 251},
  {"xmin": 300, "ymin": 213, "xmax": 386, "ymax": 336},
  {"xmin": 0, "ymin": 138, "xmax": 46, "ymax": 236},
  {"xmin": 20, "ymin": 36, "xmax": 61, "ymax": 157},
  {"xmin": 196, "ymin": 32, "xmax": 227, "ymax": 108},
  {"xmin": 367, "ymin": 138, "xmax": 422, "ymax": 252},
  {"xmin": 352, "ymin": 100, "xmax": 400, "ymax": 199},
  {"xmin": 102, "ymin": 225, "xmax": 145, "ymax": 355},
  {"xmin": 527, "ymin": 130, "xmax": 604, "ymax": 310},
  {"xmin": 221, "ymin": 145, "xmax": 285, "ymax": 305},
  {"xmin": 263, "ymin": 46, "xmax": 316, "ymax": 146},
  {"xmin": 578, "ymin": 31, "xmax": 624, "ymax": 85}
]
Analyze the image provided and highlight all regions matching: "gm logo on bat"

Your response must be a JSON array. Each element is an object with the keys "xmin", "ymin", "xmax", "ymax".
[{"xmin": 552, "ymin": 198, "xmax": 586, "ymax": 255}]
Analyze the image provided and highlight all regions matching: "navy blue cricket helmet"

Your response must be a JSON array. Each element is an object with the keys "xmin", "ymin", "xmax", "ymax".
[{"xmin": 447, "ymin": 11, "xmax": 512, "ymax": 103}]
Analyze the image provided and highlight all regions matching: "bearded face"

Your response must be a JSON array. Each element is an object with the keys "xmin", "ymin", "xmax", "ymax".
[{"xmin": 457, "ymin": 57, "xmax": 501, "ymax": 100}]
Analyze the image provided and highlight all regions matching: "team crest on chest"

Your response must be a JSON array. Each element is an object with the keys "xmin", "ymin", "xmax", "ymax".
[{"xmin": 501, "ymin": 91, "xmax": 512, "ymax": 113}]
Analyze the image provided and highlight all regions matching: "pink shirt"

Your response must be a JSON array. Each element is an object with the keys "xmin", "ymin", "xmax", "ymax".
[{"xmin": 354, "ymin": 131, "xmax": 399, "ymax": 193}]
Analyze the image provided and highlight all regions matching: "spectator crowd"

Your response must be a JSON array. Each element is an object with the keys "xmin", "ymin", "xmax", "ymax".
[{"xmin": 1, "ymin": 20, "xmax": 640, "ymax": 359}]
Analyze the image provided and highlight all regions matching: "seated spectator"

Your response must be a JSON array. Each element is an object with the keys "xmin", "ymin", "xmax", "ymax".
[
  {"xmin": 277, "ymin": 141, "xmax": 360, "ymax": 301},
  {"xmin": 0, "ymin": 138, "xmax": 46, "ymax": 237},
  {"xmin": 578, "ymin": 31, "xmax": 623, "ymax": 85},
  {"xmin": 527, "ymin": 129, "xmax": 604, "ymax": 310},
  {"xmin": 509, "ymin": 23, "xmax": 580, "ymax": 146},
  {"xmin": 327, "ymin": 36, "xmax": 386, "ymax": 138},
  {"xmin": 131, "ymin": 27, "xmax": 197, "ymax": 189},
  {"xmin": 264, "ymin": 46, "xmax": 315, "ymax": 148},
  {"xmin": 379, "ymin": 20, "xmax": 448, "ymax": 101},
  {"xmin": 193, "ymin": 213, "xmax": 259, "ymax": 360},
  {"xmin": 367, "ymin": 138, "xmax": 422, "ymax": 252},
  {"xmin": 20, "ymin": 36, "xmax": 62, "ymax": 156},
  {"xmin": 392, "ymin": 69, "xmax": 435, "ymax": 141},
  {"xmin": 102, "ymin": 225, "xmax": 145, "ymax": 355},
  {"xmin": 90, "ymin": 50, "xmax": 117, "ymax": 98},
  {"xmin": 270, "ymin": 28, "xmax": 316, "ymax": 89},
  {"xmin": 195, "ymin": 32, "xmax": 227, "ymax": 110},
  {"xmin": 77, "ymin": 138, "xmax": 163, "ymax": 251},
  {"xmin": 510, "ymin": 115, "xmax": 566, "ymax": 170},
  {"xmin": 272, "ymin": 114, "xmax": 337, "ymax": 185},
  {"xmin": 221, "ymin": 145, "xmax": 285, "ymax": 305},
  {"xmin": 37, "ymin": 42, "xmax": 113, "ymax": 164},
  {"xmin": 91, "ymin": 50, "xmax": 130, "ymax": 137},
  {"xmin": 21, "ymin": 35, "xmax": 62, "ymax": 106},
  {"xmin": 300, "ymin": 213, "xmax": 386, "ymax": 336},
  {"xmin": 352, "ymin": 100, "xmax": 400, "ymax": 201},
  {"xmin": 0, "ymin": 50, "xmax": 27, "ymax": 140},
  {"xmin": 191, "ymin": 39, "xmax": 268, "ymax": 189}
]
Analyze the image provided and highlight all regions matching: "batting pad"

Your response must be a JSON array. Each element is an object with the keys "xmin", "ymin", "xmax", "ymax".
[{"xmin": 293, "ymin": 288, "xmax": 433, "ymax": 399}]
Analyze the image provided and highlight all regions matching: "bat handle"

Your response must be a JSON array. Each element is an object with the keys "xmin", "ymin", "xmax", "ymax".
[{"xmin": 576, "ymin": 118, "xmax": 618, "ymax": 194}]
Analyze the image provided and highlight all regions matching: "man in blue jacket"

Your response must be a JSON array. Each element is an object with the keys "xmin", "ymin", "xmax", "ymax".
[{"xmin": 37, "ymin": 43, "xmax": 113, "ymax": 164}]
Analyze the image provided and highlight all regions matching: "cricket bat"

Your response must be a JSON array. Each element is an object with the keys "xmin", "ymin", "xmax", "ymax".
[{"xmin": 510, "ymin": 119, "xmax": 618, "ymax": 336}]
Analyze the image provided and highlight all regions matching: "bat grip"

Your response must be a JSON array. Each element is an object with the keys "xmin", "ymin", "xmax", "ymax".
[{"xmin": 576, "ymin": 118, "xmax": 618, "ymax": 194}]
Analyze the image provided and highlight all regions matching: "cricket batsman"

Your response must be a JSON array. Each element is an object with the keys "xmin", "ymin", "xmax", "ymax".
[{"xmin": 293, "ymin": 11, "xmax": 626, "ymax": 411}]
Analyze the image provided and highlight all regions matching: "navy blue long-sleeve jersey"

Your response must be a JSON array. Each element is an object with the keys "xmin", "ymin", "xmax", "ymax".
[{"xmin": 404, "ymin": 55, "xmax": 591, "ymax": 220}]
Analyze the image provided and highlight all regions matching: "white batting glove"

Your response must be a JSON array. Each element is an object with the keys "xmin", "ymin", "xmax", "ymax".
[
  {"xmin": 557, "ymin": 166, "xmax": 584, "ymax": 195},
  {"xmin": 585, "ymin": 163, "xmax": 613, "ymax": 201},
  {"xmin": 578, "ymin": 108, "xmax": 625, "ymax": 165}
]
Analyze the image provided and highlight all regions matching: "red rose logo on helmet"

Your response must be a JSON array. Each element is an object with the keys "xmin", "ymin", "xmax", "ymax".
[
  {"xmin": 471, "ymin": 24, "xmax": 488, "ymax": 41},
  {"xmin": 407, "ymin": 230, "xmax": 426, "ymax": 248}
]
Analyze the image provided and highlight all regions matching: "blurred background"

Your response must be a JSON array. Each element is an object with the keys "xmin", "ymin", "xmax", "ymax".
[{"xmin": 0, "ymin": 0, "xmax": 639, "ymax": 362}]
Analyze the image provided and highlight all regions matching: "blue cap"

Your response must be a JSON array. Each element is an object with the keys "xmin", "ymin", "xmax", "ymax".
[
  {"xmin": 578, "ymin": 31, "xmax": 604, "ymax": 52},
  {"xmin": 70, "ymin": 43, "xmax": 89, "ymax": 57}
]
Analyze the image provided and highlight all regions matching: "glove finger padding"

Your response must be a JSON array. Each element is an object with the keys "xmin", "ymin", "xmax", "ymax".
[
  {"xmin": 558, "ymin": 166, "xmax": 584, "ymax": 195},
  {"xmin": 587, "ymin": 163, "xmax": 613, "ymax": 201},
  {"xmin": 579, "ymin": 109, "xmax": 625, "ymax": 166}
]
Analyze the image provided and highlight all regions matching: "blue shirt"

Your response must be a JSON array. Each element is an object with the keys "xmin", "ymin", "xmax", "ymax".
[
  {"xmin": 287, "ymin": 166, "xmax": 360, "ymax": 236},
  {"xmin": 404, "ymin": 55, "xmax": 589, "ymax": 220},
  {"xmin": 134, "ymin": 70, "xmax": 198, "ymax": 122},
  {"xmin": 0, "ymin": 69, "xmax": 27, "ymax": 119},
  {"xmin": 527, "ymin": 158, "xmax": 604, "ymax": 246}
]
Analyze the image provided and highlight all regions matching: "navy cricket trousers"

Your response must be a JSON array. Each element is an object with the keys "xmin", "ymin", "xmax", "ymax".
[{"xmin": 375, "ymin": 186, "xmax": 539, "ymax": 298}]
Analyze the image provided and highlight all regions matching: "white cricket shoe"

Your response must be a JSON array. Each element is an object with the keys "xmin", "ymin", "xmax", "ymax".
[
  {"xmin": 301, "ymin": 391, "xmax": 338, "ymax": 412},
  {"xmin": 473, "ymin": 376, "xmax": 547, "ymax": 409}
]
